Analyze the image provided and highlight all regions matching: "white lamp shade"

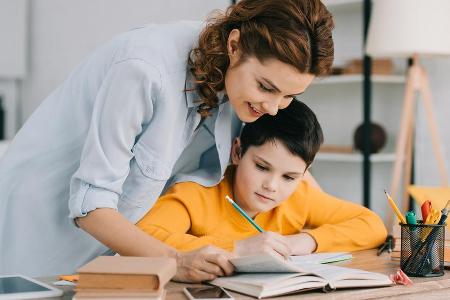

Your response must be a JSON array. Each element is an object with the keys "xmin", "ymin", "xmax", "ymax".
[{"xmin": 366, "ymin": 0, "xmax": 450, "ymax": 58}]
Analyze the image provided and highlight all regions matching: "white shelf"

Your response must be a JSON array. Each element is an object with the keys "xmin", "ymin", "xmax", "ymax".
[
  {"xmin": 315, "ymin": 152, "xmax": 396, "ymax": 163},
  {"xmin": 323, "ymin": 0, "xmax": 362, "ymax": 8},
  {"xmin": 312, "ymin": 74, "xmax": 405, "ymax": 85}
]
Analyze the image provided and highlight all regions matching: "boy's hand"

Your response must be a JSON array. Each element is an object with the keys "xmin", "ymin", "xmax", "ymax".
[
  {"xmin": 233, "ymin": 231, "xmax": 291, "ymax": 259},
  {"xmin": 285, "ymin": 232, "xmax": 318, "ymax": 255},
  {"xmin": 173, "ymin": 246, "xmax": 235, "ymax": 283}
]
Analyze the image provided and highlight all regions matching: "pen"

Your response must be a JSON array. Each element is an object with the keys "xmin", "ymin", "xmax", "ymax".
[
  {"xmin": 436, "ymin": 200, "xmax": 450, "ymax": 225},
  {"xmin": 416, "ymin": 200, "xmax": 450, "ymax": 272},
  {"xmin": 377, "ymin": 235, "xmax": 393, "ymax": 256},
  {"xmin": 405, "ymin": 211, "xmax": 417, "ymax": 226},
  {"xmin": 421, "ymin": 208, "xmax": 441, "ymax": 241},
  {"xmin": 405, "ymin": 211, "xmax": 419, "ymax": 253},
  {"xmin": 421, "ymin": 200, "xmax": 432, "ymax": 222},
  {"xmin": 404, "ymin": 200, "xmax": 450, "ymax": 271},
  {"xmin": 225, "ymin": 195, "xmax": 264, "ymax": 233},
  {"xmin": 384, "ymin": 190, "xmax": 406, "ymax": 224}
]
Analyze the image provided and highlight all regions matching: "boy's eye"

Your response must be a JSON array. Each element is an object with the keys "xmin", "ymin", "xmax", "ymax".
[
  {"xmin": 255, "ymin": 163, "xmax": 269, "ymax": 171},
  {"xmin": 258, "ymin": 82, "xmax": 276, "ymax": 93},
  {"xmin": 283, "ymin": 175, "xmax": 295, "ymax": 181}
]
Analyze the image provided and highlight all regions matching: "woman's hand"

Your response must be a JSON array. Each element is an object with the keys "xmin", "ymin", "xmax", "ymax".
[
  {"xmin": 173, "ymin": 246, "xmax": 235, "ymax": 283},
  {"xmin": 233, "ymin": 231, "xmax": 292, "ymax": 259}
]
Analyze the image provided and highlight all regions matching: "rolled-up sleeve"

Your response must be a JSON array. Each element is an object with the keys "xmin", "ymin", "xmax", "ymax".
[{"xmin": 68, "ymin": 59, "xmax": 161, "ymax": 219}]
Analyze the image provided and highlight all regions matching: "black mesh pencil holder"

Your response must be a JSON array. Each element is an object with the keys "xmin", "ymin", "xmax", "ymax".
[{"xmin": 400, "ymin": 222, "xmax": 445, "ymax": 277}]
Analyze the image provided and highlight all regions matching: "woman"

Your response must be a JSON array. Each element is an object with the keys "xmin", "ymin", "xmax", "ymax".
[{"xmin": 0, "ymin": 0, "xmax": 333, "ymax": 281}]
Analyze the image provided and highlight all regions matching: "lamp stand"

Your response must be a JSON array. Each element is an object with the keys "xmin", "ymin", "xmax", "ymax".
[{"xmin": 388, "ymin": 55, "xmax": 449, "ymax": 229}]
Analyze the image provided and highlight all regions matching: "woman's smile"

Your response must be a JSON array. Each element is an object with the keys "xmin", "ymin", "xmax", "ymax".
[{"xmin": 247, "ymin": 102, "xmax": 264, "ymax": 117}]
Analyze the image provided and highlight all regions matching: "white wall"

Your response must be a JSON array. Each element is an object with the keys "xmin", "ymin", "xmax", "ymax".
[
  {"xmin": 0, "ymin": 0, "xmax": 27, "ymax": 78},
  {"xmin": 0, "ymin": 0, "xmax": 27, "ymax": 139},
  {"xmin": 14, "ymin": 0, "xmax": 450, "ymax": 199},
  {"xmin": 416, "ymin": 59, "xmax": 450, "ymax": 186},
  {"xmin": 21, "ymin": 0, "xmax": 229, "ymax": 122}
]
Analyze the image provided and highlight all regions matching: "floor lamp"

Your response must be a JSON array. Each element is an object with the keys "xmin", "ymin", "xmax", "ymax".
[{"xmin": 366, "ymin": 0, "xmax": 450, "ymax": 229}]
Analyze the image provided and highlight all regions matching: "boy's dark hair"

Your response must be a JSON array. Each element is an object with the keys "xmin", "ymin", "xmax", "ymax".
[{"xmin": 240, "ymin": 100, "xmax": 323, "ymax": 168}]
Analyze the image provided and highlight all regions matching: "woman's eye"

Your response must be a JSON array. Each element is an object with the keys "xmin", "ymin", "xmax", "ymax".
[
  {"xmin": 258, "ymin": 82, "xmax": 275, "ymax": 93},
  {"xmin": 255, "ymin": 163, "xmax": 268, "ymax": 171},
  {"xmin": 283, "ymin": 175, "xmax": 295, "ymax": 181}
]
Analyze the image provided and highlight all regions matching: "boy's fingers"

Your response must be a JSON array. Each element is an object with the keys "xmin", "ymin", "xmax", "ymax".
[
  {"xmin": 267, "ymin": 239, "xmax": 291, "ymax": 258},
  {"xmin": 267, "ymin": 248, "xmax": 285, "ymax": 261}
]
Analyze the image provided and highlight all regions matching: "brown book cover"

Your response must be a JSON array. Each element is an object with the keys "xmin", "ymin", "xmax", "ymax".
[
  {"xmin": 73, "ymin": 289, "xmax": 166, "ymax": 300},
  {"xmin": 74, "ymin": 288, "xmax": 164, "ymax": 298},
  {"xmin": 76, "ymin": 256, "xmax": 176, "ymax": 290}
]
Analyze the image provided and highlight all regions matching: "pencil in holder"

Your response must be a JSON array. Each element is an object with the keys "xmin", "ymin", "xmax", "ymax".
[{"xmin": 400, "ymin": 222, "xmax": 445, "ymax": 277}]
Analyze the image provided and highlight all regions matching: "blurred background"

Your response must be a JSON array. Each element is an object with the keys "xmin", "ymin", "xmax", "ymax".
[{"xmin": 0, "ymin": 0, "xmax": 449, "ymax": 226}]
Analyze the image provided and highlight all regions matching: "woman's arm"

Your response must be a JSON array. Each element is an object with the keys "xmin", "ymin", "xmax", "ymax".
[
  {"xmin": 77, "ymin": 208, "xmax": 234, "ymax": 282},
  {"xmin": 77, "ymin": 209, "xmax": 175, "ymax": 257}
]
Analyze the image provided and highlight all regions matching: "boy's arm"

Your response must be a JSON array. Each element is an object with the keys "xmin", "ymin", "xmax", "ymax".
[
  {"xmin": 136, "ymin": 194, "xmax": 235, "ymax": 252},
  {"xmin": 286, "ymin": 183, "xmax": 387, "ymax": 253},
  {"xmin": 138, "ymin": 184, "xmax": 292, "ymax": 257}
]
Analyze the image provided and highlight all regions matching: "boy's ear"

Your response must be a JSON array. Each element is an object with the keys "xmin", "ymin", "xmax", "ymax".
[
  {"xmin": 231, "ymin": 138, "xmax": 242, "ymax": 165},
  {"xmin": 303, "ymin": 165, "xmax": 311, "ymax": 176}
]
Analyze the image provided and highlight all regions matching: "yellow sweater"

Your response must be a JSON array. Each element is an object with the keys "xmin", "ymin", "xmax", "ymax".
[{"xmin": 137, "ymin": 170, "xmax": 387, "ymax": 252}]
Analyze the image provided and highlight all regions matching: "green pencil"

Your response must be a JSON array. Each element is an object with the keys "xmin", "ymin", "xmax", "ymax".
[{"xmin": 225, "ymin": 195, "xmax": 264, "ymax": 233}]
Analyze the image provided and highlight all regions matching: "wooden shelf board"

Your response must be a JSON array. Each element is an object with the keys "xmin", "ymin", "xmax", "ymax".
[
  {"xmin": 312, "ymin": 74, "xmax": 405, "ymax": 85},
  {"xmin": 315, "ymin": 152, "xmax": 396, "ymax": 163},
  {"xmin": 323, "ymin": 0, "xmax": 362, "ymax": 8}
]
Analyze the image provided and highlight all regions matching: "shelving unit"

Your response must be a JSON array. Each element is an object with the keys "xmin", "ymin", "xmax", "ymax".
[
  {"xmin": 303, "ymin": 0, "xmax": 406, "ymax": 223},
  {"xmin": 316, "ymin": 152, "xmax": 396, "ymax": 163},
  {"xmin": 314, "ymin": 74, "xmax": 405, "ymax": 85},
  {"xmin": 323, "ymin": 0, "xmax": 362, "ymax": 8}
]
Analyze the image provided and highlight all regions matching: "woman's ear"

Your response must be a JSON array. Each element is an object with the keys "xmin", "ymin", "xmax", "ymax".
[
  {"xmin": 227, "ymin": 29, "xmax": 241, "ymax": 67},
  {"xmin": 231, "ymin": 138, "xmax": 242, "ymax": 165}
]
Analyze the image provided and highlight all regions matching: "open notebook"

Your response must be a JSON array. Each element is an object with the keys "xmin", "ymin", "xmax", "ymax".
[
  {"xmin": 210, "ymin": 253, "xmax": 393, "ymax": 299},
  {"xmin": 230, "ymin": 252, "xmax": 353, "ymax": 273}
]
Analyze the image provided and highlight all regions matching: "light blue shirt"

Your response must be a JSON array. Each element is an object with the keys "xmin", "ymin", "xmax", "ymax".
[{"xmin": 0, "ymin": 21, "xmax": 241, "ymax": 276}]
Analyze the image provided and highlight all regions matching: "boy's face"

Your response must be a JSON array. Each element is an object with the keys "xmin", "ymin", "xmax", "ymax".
[{"xmin": 231, "ymin": 138, "xmax": 307, "ymax": 217}]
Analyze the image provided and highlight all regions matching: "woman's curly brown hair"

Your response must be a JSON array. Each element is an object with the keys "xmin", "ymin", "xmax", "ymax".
[{"xmin": 189, "ymin": 0, "xmax": 334, "ymax": 118}]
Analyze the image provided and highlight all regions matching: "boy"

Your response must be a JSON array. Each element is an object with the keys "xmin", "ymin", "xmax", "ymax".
[{"xmin": 137, "ymin": 100, "xmax": 387, "ymax": 257}]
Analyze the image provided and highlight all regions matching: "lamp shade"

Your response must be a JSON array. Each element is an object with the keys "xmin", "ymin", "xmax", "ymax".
[{"xmin": 366, "ymin": 0, "xmax": 450, "ymax": 58}]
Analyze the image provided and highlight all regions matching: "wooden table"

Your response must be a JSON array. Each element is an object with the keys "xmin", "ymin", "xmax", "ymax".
[{"xmin": 43, "ymin": 249, "xmax": 450, "ymax": 300}]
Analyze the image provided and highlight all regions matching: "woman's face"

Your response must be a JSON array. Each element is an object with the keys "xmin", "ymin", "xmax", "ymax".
[{"xmin": 224, "ymin": 30, "xmax": 315, "ymax": 122}]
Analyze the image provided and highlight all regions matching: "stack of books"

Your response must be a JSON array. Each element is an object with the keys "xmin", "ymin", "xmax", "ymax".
[
  {"xmin": 73, "ymin": 256, "xmax": 176, "ymax": 299},
  {"xmin": 210, "ymin": 252, "xmax": 393, "ymax": 298},
  {"xmin": 390, "ymin": 224, "xmax": 450, "ymax": 266}
]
